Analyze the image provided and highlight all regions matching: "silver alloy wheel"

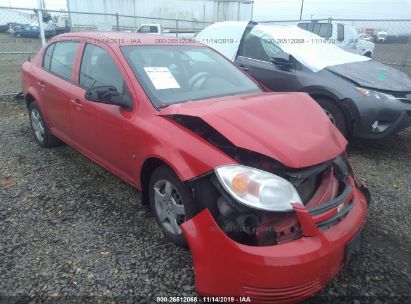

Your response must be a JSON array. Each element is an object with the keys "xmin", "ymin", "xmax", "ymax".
[
  {"xmin": 30, "ymin": 109, "xmax": 45, "ymax": 142},
  {"xmin": 153, "ymin": 179, "xmax": 186, "ymax": 236},
  {"xmin": 324, "ymin": 109, "xmax": 336, "ymax": 125}
]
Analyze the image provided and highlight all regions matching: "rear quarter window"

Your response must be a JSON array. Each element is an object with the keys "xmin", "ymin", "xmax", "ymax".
[
  {"xmin": 297, "ymin": 23, "xmax": 308, "ymax": 30},
  {"xmin": 42, "ymin": 43, "xmax": 55, "ymax": 71}
]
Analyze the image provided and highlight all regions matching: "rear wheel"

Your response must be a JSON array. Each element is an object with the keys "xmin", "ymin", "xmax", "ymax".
[
  {"xmin": 313, "ymin": 97, "xmax": 348, "ymax": 136},
  {"xmin": 29, "ymin": 102, "xmax": 62, "ymax": 148},
  {"xmin": 149, "ymin": 166, "xmax": 196, "ymax": 247}
]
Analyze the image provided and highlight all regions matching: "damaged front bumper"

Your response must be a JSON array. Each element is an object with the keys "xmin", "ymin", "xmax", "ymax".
[{"xmin": 181, "ymin": 182, "xmax": 369, "ymax": 303}]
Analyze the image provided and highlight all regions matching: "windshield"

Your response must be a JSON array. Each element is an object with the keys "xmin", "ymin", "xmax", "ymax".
[{"xmin": 121, "ymin": 45, "xmax": 261, "ymax": 107}]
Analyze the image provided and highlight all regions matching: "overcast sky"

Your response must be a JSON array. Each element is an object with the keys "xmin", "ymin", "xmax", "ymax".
[
  {"xmin": 1, "ymin": 0, "xmax": 411, "ymax": 20},
  {"xmin": 253, "ymin": 0, "xmax": 411, "ymax": 20}
]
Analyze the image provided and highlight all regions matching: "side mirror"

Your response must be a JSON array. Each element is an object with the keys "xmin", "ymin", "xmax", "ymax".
[
  {"xmin": 85, "ymin": 86, "xmax": 132, "ymax": 110},
  {"xmin": 271, "ymin": 53, "xmax": 294, "ymax": 69}
]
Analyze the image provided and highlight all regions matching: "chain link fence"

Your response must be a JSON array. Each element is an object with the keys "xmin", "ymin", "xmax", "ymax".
[
  {"xmin": 332, "ymin": 18, "xmax": 411, "ymax": 71},
  {"xmin": 0, "ymin": 6, "xmax": 212, "ymax": 96},
  {"xmin": 1, "ymin": 6, "xmax": 411, "ymax": 96}
]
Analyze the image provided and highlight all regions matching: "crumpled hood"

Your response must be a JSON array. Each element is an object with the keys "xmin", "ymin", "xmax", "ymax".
[
  {"xmin": 327, "ymin": 60, "xmax": 411, "ymax": 91},
  {"xmin": 158, "ymin": 92, "xmax": 347, "ymax": 168}
]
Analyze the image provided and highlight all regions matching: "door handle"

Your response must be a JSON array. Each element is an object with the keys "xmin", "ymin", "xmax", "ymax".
[
  {"xmin": 38, "ymin": 81, "xmax": 46, "ymax": 88},
  {"xmin": 70, "ymin": 98, "xmax": 83, "ymax": 109},
  {"xmin": 239, "ymin": 65, "xmax": 249, "ymax": 71}
]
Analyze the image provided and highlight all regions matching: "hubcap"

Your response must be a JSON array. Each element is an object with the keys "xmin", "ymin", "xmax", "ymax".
[
  {"xmin": 30, "ymin": 109, "xmax": 45, "ymax": 142},
  {"xmin": 153, "ymin": 179, "xmax": 186, "ymax": 236}
]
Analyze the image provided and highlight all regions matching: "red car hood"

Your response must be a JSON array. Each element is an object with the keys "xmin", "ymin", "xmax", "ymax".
[{"xmin": 158, "ymin": 92, "xmax": 347, "ymax": 168}]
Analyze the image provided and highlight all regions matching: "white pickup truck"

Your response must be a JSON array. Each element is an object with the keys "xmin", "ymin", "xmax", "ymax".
[
  {"xmin": 376, "ymin": 31, "xmax": 388, "ymax": 43},
  {"xmin": 135, "ymin": 24, "xmax": 165, "ymax": 34},
  {"xmin": 135, "ymin": 23, "xmax": 197, "ymax": 38},
  {"xmin": 297, "ymin": 21, "xmax": 375, "ymax": 58}
]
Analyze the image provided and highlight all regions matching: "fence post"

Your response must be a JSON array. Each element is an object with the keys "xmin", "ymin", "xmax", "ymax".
[
  {"xmin": 36, "ymin": 9, "xmax": 46, "ymax": 46},
  {"xmin": 176, "ymin": 19, "xmax": 179, "ymax": 38},
  {"xmin": 401, "ymin": 32, "xmax": 411, "ymax": 69},
  {"xmin": 66, "ymin": 0, "xmax": 72, "ymax": 29},
  {"xmin": 116, "ymin": 13, "xmax": 119, "ymax": 31}
]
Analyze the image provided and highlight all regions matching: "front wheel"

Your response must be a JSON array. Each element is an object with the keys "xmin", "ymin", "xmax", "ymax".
[
  {"xmin": 149, "ymin": 166, "xmax": 196, "ymax": 247},
  {"xmin": 314, "ymin": 97, "xmax": 348, "ymax": 136}
]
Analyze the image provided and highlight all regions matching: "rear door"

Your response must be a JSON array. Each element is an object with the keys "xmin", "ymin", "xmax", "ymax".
[
  {"xmin": 235, "ymin": 25, "xmax": 297, "ymax": 92},
  {"xmin": 67, "ymin": 42, "xmax": 136, "ymax": 183},
  {"xmin": 37, "ymin": 40, "xmax": 80, "ymax": 139}
]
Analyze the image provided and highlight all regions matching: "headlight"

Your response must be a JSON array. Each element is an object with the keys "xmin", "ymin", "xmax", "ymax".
[
  {"xmin": 215, "ymin": 165, "xmax": 302, "ymax": 212},
  {"xmin": 355, "ymin": 87, "xmax": 400, "ymax": 103}
]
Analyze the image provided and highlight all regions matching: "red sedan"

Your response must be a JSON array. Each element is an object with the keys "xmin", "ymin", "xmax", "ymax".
[{"xmin": 22, "ymin": 32, "xmax": 369, "ymax": 303}]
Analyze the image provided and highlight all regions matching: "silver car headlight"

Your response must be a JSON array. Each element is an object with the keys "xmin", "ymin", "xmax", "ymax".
[
  {"xmin": 356, "ymin": 87, "xmax": 400, "ymax": 103},
  {"xmin": 214, "ymin": 165, "xmax": 302, "ymax": 212}
]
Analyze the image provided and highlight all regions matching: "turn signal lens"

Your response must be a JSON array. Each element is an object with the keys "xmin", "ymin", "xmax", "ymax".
[
  {"xmin": 232, "ymin": 173, "xmax": 250, "ymax": 196},
  {"xmin": 356, "ymin": 87, "xmax": 369, "ymax": 96}
]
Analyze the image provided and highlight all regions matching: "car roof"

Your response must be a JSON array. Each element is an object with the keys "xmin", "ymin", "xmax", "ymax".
[{"xmin": 54, "ymin": 32, "xmax": 202, "ymax": 46}]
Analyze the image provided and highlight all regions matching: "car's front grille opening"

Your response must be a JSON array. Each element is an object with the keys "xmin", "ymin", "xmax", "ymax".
[{"xmin": 206, "ymin": 155, "xmax": 353, "ymax": 247}]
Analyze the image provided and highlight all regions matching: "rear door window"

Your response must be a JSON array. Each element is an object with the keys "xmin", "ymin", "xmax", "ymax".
[
  {"xmin": 306, "ymin": 23, "xmax": 314, "ymax": 32},
  {"xmin": 313, "ymin": 23, "xmax": 321, "ymax": 35},
  {"xmin": 318, "ymin": 24, "xmax": 332, "ymax": 38},
  {"xmin": 49, "ymin": 41, "xmax": 79, "ymax": 81}
]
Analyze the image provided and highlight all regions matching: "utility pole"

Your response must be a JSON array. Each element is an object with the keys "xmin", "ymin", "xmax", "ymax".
[
  {"xmin": 66, "ymin": 0, "xmax": 72, "ymax": 29},
  {"xmin": 203, "ymin": 0, "xmax": 206, "ymax": 22},
  {"xmin": 299, "ymin": 0, "xmax": 304, "ymax": 20}
]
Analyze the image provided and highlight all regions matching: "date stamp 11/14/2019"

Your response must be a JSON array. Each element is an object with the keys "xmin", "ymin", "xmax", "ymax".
[{"xmin": 156, "ymin": 296, "xmax": 252, "ymax": 303}]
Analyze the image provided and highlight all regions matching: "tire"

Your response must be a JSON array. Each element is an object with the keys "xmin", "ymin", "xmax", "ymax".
[
  {"xmin": 149, "ymin": 166, "xmax": 196, "ymax": 247},
  {"xmin": 313, "ymin": 97, "xmax": 348, "ymax": 136},
  {"xmin": 29, "ymin": 101, "xmax": 62, "ymax": 148}
]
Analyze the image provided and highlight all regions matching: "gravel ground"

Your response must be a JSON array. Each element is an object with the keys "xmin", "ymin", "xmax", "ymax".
[{"xmin": 0, "ymin": 99, "xmax": 410, "ymax": 303}]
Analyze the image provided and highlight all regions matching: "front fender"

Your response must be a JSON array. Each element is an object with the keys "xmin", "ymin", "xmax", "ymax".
[{"xmin": 133, "ymin": 116, "xmax": 236, "ymax": 187}]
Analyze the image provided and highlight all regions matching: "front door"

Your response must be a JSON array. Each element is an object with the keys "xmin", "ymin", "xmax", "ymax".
[
  {"xmin": 235, "ymin": 25, "xmax": 297, "ymax": 92},
  {"xmin": 68, "ymin": 42, "xmax": 136, "ymax": 183}
]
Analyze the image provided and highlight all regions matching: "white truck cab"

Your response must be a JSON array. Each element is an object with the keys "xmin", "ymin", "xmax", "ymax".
[
  {"xmin": 135, "ymin": 24, "xmax": 162, "ymax": 34},
  {"xmin": 377, "ymin": 31, "xmax": 387, "ymax": 43},
  {"xmin": 297, "ymin": 21, "xmax": 375, "ymax": 58}
]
